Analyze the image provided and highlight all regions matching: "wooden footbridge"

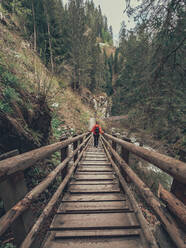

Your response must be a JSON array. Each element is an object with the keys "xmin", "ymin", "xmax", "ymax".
[{"xmin": 0, "ymin": 133, "xmax": 185, "ymax": 248}]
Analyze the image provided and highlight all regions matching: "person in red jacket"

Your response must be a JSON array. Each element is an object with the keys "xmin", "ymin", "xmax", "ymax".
[{"xmin": 91, "ymin": 122, "xmax": 103, "ymax": 147}]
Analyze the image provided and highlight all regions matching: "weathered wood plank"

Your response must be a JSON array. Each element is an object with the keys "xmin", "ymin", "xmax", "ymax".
[
  {"xmin": 74, "ymin": 174, "xmax": 115, "ymax": 181},
  {"xmin": 50, "ymin": 212, "xmax": 139, "ymax": 229},
  {"xmin": 80, "ymin": 161, "xmax": 111, "ymax": 165},
  {"xmin": 62, "ymin": 193, "xmax": 126, "ymax": 202},
  {"xmin": 54, "ymin": 228, "xmax": 140, "ymax": 238},
  {"xmin": 43, "ymin": 236, "xmax": 144, "ymax": 248},
  {"xmin": 83, "ymin": 159, "xmax": 108, "ymax": 162},
  {"xmin": 85, "ymin": 152, "xmax": 106, "ymax": 156},
  {"xmin": 84, "ymin": 154, "xmax": 107, "ymax": 157},
  {"xmin": 75, "ymin": 172, "xmax": 113, "ymax": 175},
  {"xmin": 70, "ymin": 180, "xmax": 117, "ymax": 185},
  {"xmin": 69, "ymin": 184, "xmax": 120, "ymax": 193},
  {"xmin": 78, "ymin": 166, "xmax": 112, "ymax": 172},
  {"xmin": 58, "ymin": 201, "xmax": 128, "ymax": 212}
]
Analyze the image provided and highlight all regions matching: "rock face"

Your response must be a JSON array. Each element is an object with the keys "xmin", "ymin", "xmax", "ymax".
[
  {"xmin": 92, "ymin": 94, "xmax": 111, "ymax": 118},
  {"xmin": 81, "ymin": 89, "xmax": 111, "ymax": 119}
]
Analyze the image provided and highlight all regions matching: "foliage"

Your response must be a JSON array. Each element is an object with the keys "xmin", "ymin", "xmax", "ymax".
[
  {"xmin": 1, "ymin": 0, "xmax": 114, "ymax": 93},
  {"xmin": 0, "ymin": 243, "xmax": 16, "ymax": 248},
  {"xmin": 51, "ymin": 114, "xmax": 65, "ymax": 139},
  {"xmin": 0, "ymin": 64, "xmax": 23, "ymax": 113},
  {"xmin": 112, "ymin": 0, "xmax": 186, "ymax": 153}
]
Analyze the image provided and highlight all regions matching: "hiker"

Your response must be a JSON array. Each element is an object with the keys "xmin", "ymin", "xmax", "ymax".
[{"xmin": 91, "ymin": 122, "xmax": 103, "ymax": 147}]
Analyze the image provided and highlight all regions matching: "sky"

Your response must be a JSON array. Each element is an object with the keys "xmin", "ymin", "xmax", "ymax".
[{"xmin": 63, "ymin": 0, "xmax": 141, "ymax": 40}]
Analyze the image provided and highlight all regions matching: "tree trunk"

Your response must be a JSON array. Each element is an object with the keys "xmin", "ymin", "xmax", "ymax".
[{"xmin": 32, "ymin": 0, "xmax": 37, "ymax": 52}]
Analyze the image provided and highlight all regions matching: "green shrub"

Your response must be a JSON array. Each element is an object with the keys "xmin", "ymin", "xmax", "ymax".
[
  {"xmin": 3, "ymin": 87, "xmax": 20, "ymax": 102},
  {"xmin": 0, "ymin": 65, "xmax": 21, "ymax": 88},
  {"xmin": 0, "ymin": 100, "xmax": 12, "ymax": 113},
  {"xmin": 52, "ymin": 115, "xmax": 65, "ymax": 139},
  {"xmin": 0, "ymin": 243, "xmax": 16, "ymax": 248}
]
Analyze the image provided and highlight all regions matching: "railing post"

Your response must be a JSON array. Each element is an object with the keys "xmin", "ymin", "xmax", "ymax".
[
  {"xmin": 111, "ymin": 134, "xmax": 117, "ymax": 162},
  {"xmin": 120, "ymin": 136, "xmax": 131, "ymax": 183},
  {"xmin": 170, "ymin": 180, "xmax": 186, "ymax": 205},
  {"xmin": 171, "ymin": 150, "xmax": 186, "ymax": 204},
  {"xmin": 73, "ymin": 134, "xmax": 78, "ymax": 162},
  {"xmin": 79, "ymin": 136, "xmax": 84, "ymax": 152},
  {"xmin": 60, "ymin": 135, "xmax": 69, "ymax": 180},
  {"xmin": 0, "ymin": 172, "xmax": 34, "ymax": 245}
]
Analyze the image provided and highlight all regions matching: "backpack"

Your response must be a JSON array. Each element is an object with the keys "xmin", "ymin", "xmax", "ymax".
[{"xmin": 95, "ymin": 126, "xmax": 100, "ymax": 135}]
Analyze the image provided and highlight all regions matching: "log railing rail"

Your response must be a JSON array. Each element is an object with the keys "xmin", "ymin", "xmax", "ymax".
[
  {"xmin": 0, "ymin": 133, "xmax": 91, "ymax": 246},
  {"xmin": 101, "ymin": 133, "xmax": 186, "ymax": 248},
  {"xmin": 101, "ymin": 139, "xmax": 159, "ymax": 248},
  {"xmin": 0, "ymin": 133, "xmax": 88, "ymax": 181},
  {"xmin": 103, "ymin": 133, "xmax": 186, "ymax": 184},
  {"xmin": 0, "ymin": 131, "xmax": 185, "ymax": 248}
]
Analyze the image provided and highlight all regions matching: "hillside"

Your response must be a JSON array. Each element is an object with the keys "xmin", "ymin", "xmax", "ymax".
[{"xmin": 0, "ymin": 19, "xmax": 98, "ymax": 154}]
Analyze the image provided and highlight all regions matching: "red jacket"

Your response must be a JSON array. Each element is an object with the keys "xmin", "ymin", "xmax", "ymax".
[{"xmin": 91, "ymin": 124, "xmax": 103, "ymax": 135}]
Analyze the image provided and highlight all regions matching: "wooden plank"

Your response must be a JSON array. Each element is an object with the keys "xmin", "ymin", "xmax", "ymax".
[
  {"xmin": 58, "ymin": 201, "xmax": 128, "ymax": 212},
  {"xmin": 62, "ymin": 193, "xmax": 126, "ymax": 202},
  {"xmin": 74, "ymin": 174, "xmax": 115, "ymax": 181},
  {"xmin": 85, "ymin": 153, "xmax": 106, "ymax": 156},
  {"xmin": 84, "ymin": 154, "xmax": 107, "ymax": 157},
  {"xmin": 77, "ymin": 167, "xmax": 113, "ymax": 172},
  {"xmin": 75, "ymin": 172, "xmax": 113, "ymax": 175},
  {"xmin": 50, "ymin": 213, "xmax": 139, "ymax": 229},
  {"xmin": 70, "ymin": 181, "xmax": 117, "ymax": 185},
  {"xmin": 79, "ymin": 164, "xmax": 111, "ymax": 168},
  {"xmin": 83, "ymin": 156, "xmax": 107, "ymax": 160},
  {"xmin": 55, "ymin": 228, "xmax": 140, "ymax": 239},
  {"xmin": 80, "ymin": 161, "xmax": 111, "ymax": 165},
  {"xmin": 43, "ymin": 236, "xmax": 144, "ymax": 248},
  {"xmin": 69, "ymin": 184, "xmax": 120, "ymax": 193}
]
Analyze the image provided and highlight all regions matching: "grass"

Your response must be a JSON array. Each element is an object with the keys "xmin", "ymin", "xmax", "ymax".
[{"xmin": 51, "ymin": 88, "xmax": 93, "ymax": 137}]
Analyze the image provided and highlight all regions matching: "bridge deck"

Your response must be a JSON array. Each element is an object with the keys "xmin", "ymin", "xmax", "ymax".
[{"xmin": 42, "ymin": 146, "xmax": 146, "ymax": 248}]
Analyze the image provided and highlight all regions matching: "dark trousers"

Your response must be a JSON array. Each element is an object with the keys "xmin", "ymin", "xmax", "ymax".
[{"xmin": 93, "ymin": 134, "xmax": 99, "ymax": 147}]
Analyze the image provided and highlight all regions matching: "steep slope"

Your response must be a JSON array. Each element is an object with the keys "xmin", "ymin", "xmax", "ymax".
[{"xmin": 0, "ymin": 20, "xmax": 95, "ymax": 154}]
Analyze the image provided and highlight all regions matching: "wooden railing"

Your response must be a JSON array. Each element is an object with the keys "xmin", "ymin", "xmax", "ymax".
[
  {"xmin": 0, "ymin": 132, "xmax": 91, "ymax": 247},
  {"xmin": 101, "ymin": 133, "xmax": 186, "ymax": 248}
]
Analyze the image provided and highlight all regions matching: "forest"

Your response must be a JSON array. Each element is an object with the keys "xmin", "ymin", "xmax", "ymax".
[
  {"xmin": 1, "ymin": 0, "xmax": 186, "ymax": 155},
  {"xmin": 112, "ymin": 0, "xmax": 186, "ymax": 154},
  {"xmin": 0, "ymin": 1, "xmax": 185, "ymax": 247},
  {"xmin": 1, "ymin": 0, "xmax": 113, "ymax": 93}
]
